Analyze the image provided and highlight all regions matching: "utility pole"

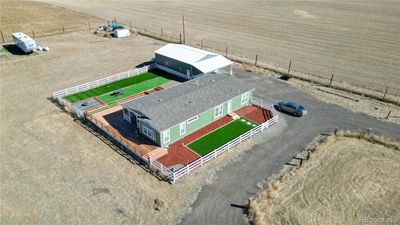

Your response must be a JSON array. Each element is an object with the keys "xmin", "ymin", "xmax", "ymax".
[{"xmin": 182, "ymin": 15, "xmax": 186, "ymax": 44}]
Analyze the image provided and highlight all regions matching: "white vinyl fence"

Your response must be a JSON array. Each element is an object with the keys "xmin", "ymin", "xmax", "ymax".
[
  {"xmin": 53, "ymin": 65, "xmax": 152, "ymax": 100},
  {"xmin": 52, "ymin": 65, "xmax": 152, "ymax": 117},
  {"xmin": 149, "ymin": 96, "xmax": 278, "ymax": 183}
]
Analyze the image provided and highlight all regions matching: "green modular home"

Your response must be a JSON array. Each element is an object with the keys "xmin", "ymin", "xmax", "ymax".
[{"xmin": 122, "ymin": 73, "xmax": 253, "ymax": 148}]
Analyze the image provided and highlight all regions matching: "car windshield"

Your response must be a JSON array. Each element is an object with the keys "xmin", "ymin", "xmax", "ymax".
[
  {"xmin": 288, "ymin": 102, "xmax": 300, "ymax": 108},
  {"xmin": 299, "ymin": 105, "xmax": 305, "ymax": 110}
]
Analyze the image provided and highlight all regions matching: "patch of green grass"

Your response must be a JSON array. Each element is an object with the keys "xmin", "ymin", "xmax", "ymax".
[
  {"xmin": 97, "ymin": 76, "xmax": 170, "ymax": 104},
  {"xmin": 64, "ymin": 72, "xmax": 159, "ymax": 103},
  {"xmin": 187, "ymin": 117, "xmax": 258, "ymax": 156}
]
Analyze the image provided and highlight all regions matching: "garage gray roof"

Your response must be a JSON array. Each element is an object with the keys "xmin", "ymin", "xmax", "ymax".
[{"xmin": 122, "ymin": 74, "xmax": 253, "ymax": 131}]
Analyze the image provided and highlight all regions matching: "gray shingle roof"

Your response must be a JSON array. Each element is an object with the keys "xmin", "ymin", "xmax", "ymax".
[{"xmin": 122, "ymin": 74, "xmax": 253, "ymax": 131}]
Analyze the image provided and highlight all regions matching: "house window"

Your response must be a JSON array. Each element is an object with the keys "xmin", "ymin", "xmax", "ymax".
[
  {"xmin": 142, "ymin": 123, "xmax": 154, "ymax": 140},
  {"xmin": 163, "ymin": 129, "xmax": 170, "ymax": 144},
  {"xmin": 187, "ymin": 116, "xmax": 198, "ymax": 124},
  {"xmin": 214, "ymin": 104, "xmax": 224, "ymax": 118},
  {"xmin": 179, "ymin": 122, "xmax": 186, "ymax": 136},
  {"xmin": 241, "ymin": 92, "xmax": 249, "ymax": 105}
]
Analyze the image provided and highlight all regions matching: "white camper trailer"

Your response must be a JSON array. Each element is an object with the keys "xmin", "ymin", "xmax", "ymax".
[{"xmin": 12, "ymin": 32, "xmax": 37, "ymax": 53}]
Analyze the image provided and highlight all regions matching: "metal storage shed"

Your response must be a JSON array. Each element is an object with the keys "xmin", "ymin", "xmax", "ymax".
[{"xmin": 154, "ymin": 44, "xmax": 233, "ymax": 79}]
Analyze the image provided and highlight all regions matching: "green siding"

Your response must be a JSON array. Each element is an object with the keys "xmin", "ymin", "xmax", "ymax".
[
  {"xmin": 138, "ymin": 121, "xmax": 161, "ymax": 146},
  {"xmin": 159, "ymin": 90, "xmax": 253, "ymax": 148}
]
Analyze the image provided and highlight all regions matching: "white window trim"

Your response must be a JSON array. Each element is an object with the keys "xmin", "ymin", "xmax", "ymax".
[
  {"xmin": 142, "ymin": 123, "xmax": 154, "ymax": 140},
  {"xmin": 163, "ymin": 129, "xmax": 170, "ymax": 144},
  {"xmin": 187, "ymin": 115, "xmax": 198, "ymax": 124},
  {"xmin": 241, "ymin": 92, "xmax": 249, "ymax": 105},
  {"xmin": 214, "ymin": 104, "xmax": 224, "ymax": 118},
  {"xmin": 179, "ymin": 122, "xmax": 186, "ymax": 136}
]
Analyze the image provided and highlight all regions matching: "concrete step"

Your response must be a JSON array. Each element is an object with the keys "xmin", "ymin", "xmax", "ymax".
[{"xmin": 146, "ymin": 147, "xmax": 168, "ymax": 160}]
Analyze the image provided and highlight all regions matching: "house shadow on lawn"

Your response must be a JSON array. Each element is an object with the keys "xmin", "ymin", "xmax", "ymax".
[{"xmin": 2, "ymin": 44, "xmax": 29, "ymax": 55}]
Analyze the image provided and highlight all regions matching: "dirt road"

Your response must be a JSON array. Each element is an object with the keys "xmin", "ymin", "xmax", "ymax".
[{"xmin": 36, "ymin": 0, "xmax": 400, "ymax": 95}]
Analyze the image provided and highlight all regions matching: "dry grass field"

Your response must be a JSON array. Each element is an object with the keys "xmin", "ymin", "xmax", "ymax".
[
  {"xmin": 0, "ymin": 28, "xmax": 259, "ymax": 224},
  {"xmin": 0, "ymin": 0, "xmax": 103, "ymax": 42},
  {"xmin": 36, "ymin": 0, "xmax": 400, "ymax": 96},
  {"xmin": 250, "ymin": 134, "xmax": 400, "ymax": 225},
  {"xmin": 0, "ymin": 3, "xmax": 259, "ymax": 222}
]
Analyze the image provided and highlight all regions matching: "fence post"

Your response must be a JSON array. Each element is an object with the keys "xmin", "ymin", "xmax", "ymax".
[
  {"xmin": 255, "ymin": 54, "xmax": 258, "ymax": 65},
  {"xmin": 225, "ymin": 47, "xmax": 228, "ymax": 57},
  {"xmin": 386, "ymin": 111, "xmax": 391, "ymax": 119},
  {"xmin": 299, "ymin": 158, "xmax": 303, "ymax": 167},
  {"xmin": 161, "ymin": 27, "xmax": 163, "ymax": 36},
  {"xmin": 179, "ymin": 33, "xmax": 182, "ymax": 43},
  {"xmin": 334, "ymin": 127, "xmax": 338, "ymax": 135},
  {"xmin": 382, "ymin": 86, "xmax": 389, "ymax": 100},
  {"xmin": 62, "ymin": 26, "xmax": 65, "ymax": 33},
  {"xmin": 201, "ymin": 40, "xmax": 203, "ymax": 49},
  {"xmin": 329, "ymin": 73, "xmax": 334, "ymax": 86},
  {"xmin": 0, "ymin": 31, "xmax": 5, "ymax": 43},
  {"xmin": 32, "ymin": 30, "xmax": 35, "ymax": 38},
  {"xmin": 287, "ymin": 60, "xmax": 292, "ymax": 74}
]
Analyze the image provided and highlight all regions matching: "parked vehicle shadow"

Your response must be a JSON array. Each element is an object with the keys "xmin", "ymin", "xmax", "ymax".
[{"xmin": 2, "ymin": 44, "xmax": 27, "ymax": 55}]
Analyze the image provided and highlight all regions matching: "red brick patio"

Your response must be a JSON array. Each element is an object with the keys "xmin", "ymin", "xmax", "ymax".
[
  {"xmin": 235, "ymin": 105, "xmax": 273, "ymax": 124},
  {"xmin": 157, "ymin": 115, "xmax": 233, "ymax": 168}
]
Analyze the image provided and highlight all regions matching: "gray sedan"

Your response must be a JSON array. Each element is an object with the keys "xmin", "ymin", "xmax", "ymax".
[{"xmin": 275, "ymin": 101, "xmax": 308, "ymax": 117}]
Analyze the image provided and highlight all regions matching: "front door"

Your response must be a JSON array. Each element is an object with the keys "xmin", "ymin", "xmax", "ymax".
[
  {"xmin": 130, "ymin": 114, "xmax": 138, "ymax": 133},
  {"xmin": 227, "ymin": 100, "xmax": 232, "ymax": 113}
]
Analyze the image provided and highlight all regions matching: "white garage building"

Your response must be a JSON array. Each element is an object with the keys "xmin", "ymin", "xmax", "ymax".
[{"xmin": 154, "ymin": 44, "xmax": 233, "ymax": 80}]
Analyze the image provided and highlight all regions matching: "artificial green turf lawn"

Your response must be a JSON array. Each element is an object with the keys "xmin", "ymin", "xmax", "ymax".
[
  {"xmin": 97, "ymin": 76, "xmax": 170, "ymax": 104},
  {"xmin": 64, "ymin": 72, "xmax": 158, "ymax": 103},
  {"xmin": 187, "ymin": 118, "xmax": 258, "ymax": 156}
]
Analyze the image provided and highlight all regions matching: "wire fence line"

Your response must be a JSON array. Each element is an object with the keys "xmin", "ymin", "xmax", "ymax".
[
  {"xmin": 0, "ymin": 22, "xmax": 104, "ymax": 43},
  {"xmin": 125, "ymin": 24, "xmax": 400, "ymax": 104},
  {"xmin": 2, "ymin": 18, "xmax": 399, "ymax": 100}
]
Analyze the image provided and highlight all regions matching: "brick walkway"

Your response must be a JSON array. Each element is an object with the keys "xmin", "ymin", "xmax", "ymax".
[
  {"xmin": 235, "ymin": 105, "xmax": 273, "ymax": 124},
  {"xmin": 157, "ymin": 115, "xmax": 233, "ymax": 168}
]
